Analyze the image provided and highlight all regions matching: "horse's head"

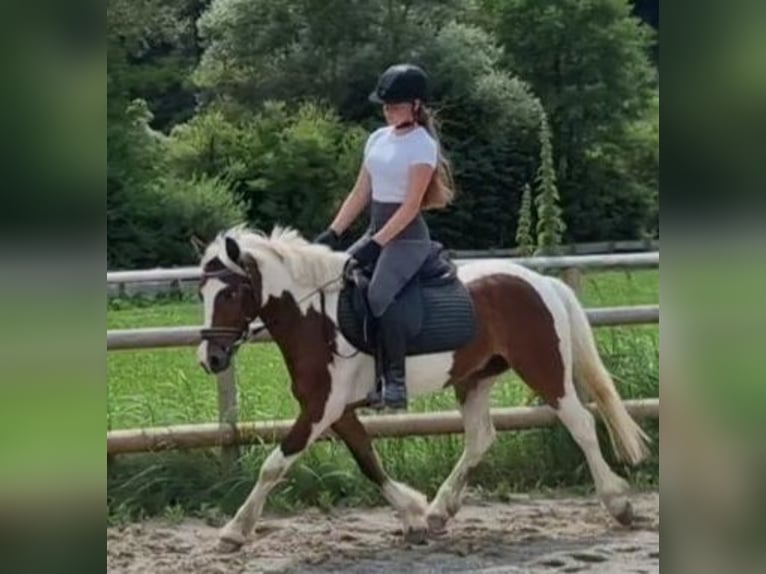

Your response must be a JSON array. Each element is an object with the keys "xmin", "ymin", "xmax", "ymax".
[
  {"xmin": 196, "ymin": 225, "xmax": 349, "ymax": 373},
  {"xmin": 197, "ymin": 236, "xmax": 261, "ymax": 374}
]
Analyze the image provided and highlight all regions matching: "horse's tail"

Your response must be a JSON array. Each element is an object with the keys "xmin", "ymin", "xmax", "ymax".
[{"xmin": 551, "ymin": 278, "xmax": 651, "ymax": 465}]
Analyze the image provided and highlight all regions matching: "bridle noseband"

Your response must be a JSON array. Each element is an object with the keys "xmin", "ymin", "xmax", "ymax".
[
  {"xmin": 199, "ymin": 267, "xmax": 350, "ymax": 356},
  {"xmin": 199, "ymin": 269, "xmax": 260, "ymax": 353}
]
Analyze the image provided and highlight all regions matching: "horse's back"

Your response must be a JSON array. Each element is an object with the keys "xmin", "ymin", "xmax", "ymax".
[
  {"xmin": 456, "ymin": 259, "xmax": 569, "ymax": 329},
  {"xmin": 457, "ymin": 259, "xmax": 550, "ymax": 291}
]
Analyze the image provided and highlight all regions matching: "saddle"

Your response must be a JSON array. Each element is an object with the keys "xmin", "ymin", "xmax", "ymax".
[{"xmin": 337, "ymin": 242, "xmax": 477, "ymax": 356}]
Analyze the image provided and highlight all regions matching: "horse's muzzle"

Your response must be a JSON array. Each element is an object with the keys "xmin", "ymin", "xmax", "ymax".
[
  {"xmin": 207, "ymin": 352, "xmax": 231, "ymax": 373},
  {"xmin": 197, "ymin": 341, "xmax": 232, "ymax": 374}
]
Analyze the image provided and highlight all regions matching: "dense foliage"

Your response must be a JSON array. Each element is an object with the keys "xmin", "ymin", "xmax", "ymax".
[{"xmin": 108, "ymin": 0, "xmax": 658, "ymax": 268}]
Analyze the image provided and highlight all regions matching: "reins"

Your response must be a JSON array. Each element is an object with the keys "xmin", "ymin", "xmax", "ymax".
[{"xmin": 200, "ymin": 269, "xmax": 360, "ymax": 359}]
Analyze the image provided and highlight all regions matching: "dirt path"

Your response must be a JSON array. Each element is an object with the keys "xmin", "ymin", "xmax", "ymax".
[{"xmin": 107, "ymin": 492, "xmax": 658, "ymax": 573}]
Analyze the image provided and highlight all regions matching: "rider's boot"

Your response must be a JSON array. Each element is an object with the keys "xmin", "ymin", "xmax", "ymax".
[{"xmin": 370, "ymin": 308, "xmax": 408, "ymax": 410}]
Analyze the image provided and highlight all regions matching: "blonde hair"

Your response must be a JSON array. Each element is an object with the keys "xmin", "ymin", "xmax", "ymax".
[{"xmin": 415, "ymin": 105, "xmax": 455, "ymax": 210}]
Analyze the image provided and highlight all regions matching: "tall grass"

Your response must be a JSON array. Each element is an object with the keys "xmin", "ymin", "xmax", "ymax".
[{"xmin": 107, "ymin": 269, "xmax": 658, "ymax": 521}]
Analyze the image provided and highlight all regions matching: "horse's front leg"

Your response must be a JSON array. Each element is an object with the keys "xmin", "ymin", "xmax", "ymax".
[
  {"xmin": 331, "ymin": 410, "xmax": 430, "ymax": 543},
  {"xmin": 217, "ymin": 410, "xmax": 320, "ymax": 552}
]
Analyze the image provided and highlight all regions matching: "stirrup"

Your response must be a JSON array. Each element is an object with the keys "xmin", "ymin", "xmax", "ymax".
[
  {"xmin": 367, "ymin": 380, "xmax": 408, "ymax": 411},
  {"xmin": 382, "ymin": 380, "xmax": 408, "ymax": 410},
  {"xmin": 367, "ymin": 377, "xmax": 387, "ymax": 410},
  {"xmin": 366, "ymin": 377, "xmax": 408, "ymax": 410}
]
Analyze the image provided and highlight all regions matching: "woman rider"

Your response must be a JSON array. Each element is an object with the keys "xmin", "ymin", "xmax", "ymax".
[{"xmin": 314, "ymin": 63, "xmax": 455, "ymax": 410}]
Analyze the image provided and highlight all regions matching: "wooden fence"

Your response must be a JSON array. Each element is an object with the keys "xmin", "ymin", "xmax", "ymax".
[
  {"xmin": 107, "ymin": 305, "xmax": 658, "ymax": 350},
  {"xmin": 107, "ymin": 251, "xmax": 659, "ymax": 464},
  {"xmin": 107, "ymin": 251, "xmax": 659, "ymax": 297},
  {"xmin": 108, "ymin": 399, "xmax": 659, "ymax": 455}
]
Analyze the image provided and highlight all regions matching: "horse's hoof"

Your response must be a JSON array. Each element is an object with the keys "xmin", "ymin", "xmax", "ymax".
[
  {"xmin": 614, "ymin": 500, "xmax": 634, "ymax": 526},
  {"xmin": 404, "ymin": 525, "xmax": 429, "ymax": 545},
  {"xmin": 426, "ymin": 513, "xmax": 448, "ymax": 535},
  {"xmin": 216, "ymin": 535, "xmax": 244, "ymax": 553}
]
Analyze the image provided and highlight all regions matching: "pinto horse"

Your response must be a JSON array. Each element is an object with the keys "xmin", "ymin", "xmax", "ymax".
[{"xmin": 197, "ymin": 225, "xmax": 650, "ymax": 552}]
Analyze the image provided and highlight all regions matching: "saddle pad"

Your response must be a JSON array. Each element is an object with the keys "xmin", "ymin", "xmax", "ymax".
[{"xmin": 337, "ymin": 277, "xmax": 477, "ymax": 356}]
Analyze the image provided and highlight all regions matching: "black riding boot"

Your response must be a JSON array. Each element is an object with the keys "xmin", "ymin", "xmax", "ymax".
[{"xmin": 367, "ymin": 308, "xmax": 408, "ymax": 410}]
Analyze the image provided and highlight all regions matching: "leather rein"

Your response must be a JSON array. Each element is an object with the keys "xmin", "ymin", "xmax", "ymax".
[{"xmin": 199, "ymin": 267, "xmax": 353, "ymax": 356}]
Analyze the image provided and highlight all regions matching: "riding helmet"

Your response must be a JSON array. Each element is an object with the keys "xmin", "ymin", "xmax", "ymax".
[{"xmin": 369, "ymin": 63, "xmax": 429, "ymax": 104}]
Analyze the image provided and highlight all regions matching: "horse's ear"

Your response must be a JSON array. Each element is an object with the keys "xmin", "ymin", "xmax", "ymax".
[
  {"xmin": 190, "ymin": 235, "xmax": 206, "ymax": 257},
  {"xmin": 225, "ymin": 236, "xmax": 241, "ymax": 265}
]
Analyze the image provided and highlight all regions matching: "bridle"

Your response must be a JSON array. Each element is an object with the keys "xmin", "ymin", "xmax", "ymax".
[
  {"xmin": 198, "ymin": 269, "xmax": 259, "ymax": 353},
  {"xmin": 199, "ymin": 267, "xmax": 353, "ymax": 357}
]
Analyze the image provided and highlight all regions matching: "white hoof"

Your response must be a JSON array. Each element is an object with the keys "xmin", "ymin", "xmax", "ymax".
[
  {"xmin": 216, "ymin": 526, "xmax": 245, "ymax": 553},
  {"xmin": 603, "ymin": 492, "xmax": 634, "ymax": 526},
  {"xmin": 404, "ymin": 523, "xmax": 429, "ymax": 545},
  {"xmin": 426, "ymin": 512, "xmax": 449, "ymax": 535}
]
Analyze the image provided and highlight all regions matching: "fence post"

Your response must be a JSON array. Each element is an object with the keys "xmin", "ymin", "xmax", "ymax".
[
  {"xmin": 216, "ymin": 364, "xmax": 240, "ymax": 469},
  {"xmin": 562, "ymin": 266, "xmax": 583, "ymax": 297}
]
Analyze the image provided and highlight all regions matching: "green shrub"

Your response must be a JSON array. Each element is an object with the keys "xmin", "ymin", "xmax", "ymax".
[
  {"xmin": 535, "ymin": 111, "xmax": 566, "ymax": 254},
  {"xmin": 515, "ymin": 183, "xmax": 535, "ymax": 255},
  {"xmin": 167, "ymin": 100, "xmax": 367, "ymax": 238},
  {"xmin": 107, "ymin": 175, "xmax": 247, "ymax": 269}
]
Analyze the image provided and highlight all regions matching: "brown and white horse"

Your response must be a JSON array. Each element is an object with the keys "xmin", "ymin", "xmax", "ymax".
[{"xmin": 197, "ymin": 225, "xmax": 650, "ymax": 552}]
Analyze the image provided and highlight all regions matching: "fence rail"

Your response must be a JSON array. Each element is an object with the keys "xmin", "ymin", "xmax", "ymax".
[
  {"xmin": 107, "ymin": 304, "xmax": 658, "ymax": 351},
  {"xmin": 107, "ymin": 399, "xmax": 659, "ymax": 455},
  {"xmin": 107, "ymin": 251, "xmax": 659, "ymax": 294},
  {"xmin": 449, "ymin": 239, "xmax": 659, "ymax": 259}
]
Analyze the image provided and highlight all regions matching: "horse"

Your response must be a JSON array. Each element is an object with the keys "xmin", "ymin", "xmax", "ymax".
[{"xmin": 196, "ymin": 224, "xmax": 650, "ymax": 552}]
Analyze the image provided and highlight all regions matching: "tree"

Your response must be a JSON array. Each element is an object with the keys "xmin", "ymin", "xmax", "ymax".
[
  {"xmin": 194, "ymin": 0, "xmax": 470, "ymax": 119},
  {"xmin": 107, "ymin": 0, "xmax": 248, "ymax": 268},
  {"xmin": 107, "ymin": 0, "xmax": 201, "ymax": 214},
  {"xmin": 535, "ymin": 111, "xmax": 565, "ymax": 254},
  {"xmin": 417, "ymin": 23, "xmax": 543, "ymax": 248},
  {"xmin": 491, "ymin": 0, "xmax": 655, "ymax": 176},
  {"xmin": 487, "ymin": 0, "xmax": 657, "ymax": 241},
  {"xmin": 108, "ymin": 0, "xmax": 207, "ymax": 132},
  {"xmin": 166, "ymin": 100, "xmax": 367, "ymax": 237},
  {"xmin": 515, "ymin": 183, "xmax": 535, "ymax": 256},
  {"xmin": 196, "ymin": 7, "xmax": 544, "ymax": 247}
]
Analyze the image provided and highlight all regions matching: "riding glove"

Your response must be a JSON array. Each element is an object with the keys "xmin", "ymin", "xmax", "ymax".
[
  {"xmin": 313, "ymin": 228, "xmax": 342, "ymax": 250},
  {"xmin": 349, "ymin": 237, "xmax": 382, "ymax": 268}
]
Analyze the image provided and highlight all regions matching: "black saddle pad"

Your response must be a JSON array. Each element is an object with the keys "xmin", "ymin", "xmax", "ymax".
[{"xmin": 337, "ymin": 272, "xmax": 477, "ymax": 357}]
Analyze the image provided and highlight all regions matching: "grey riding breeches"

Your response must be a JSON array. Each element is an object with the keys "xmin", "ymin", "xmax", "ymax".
[{"xmin": 349, "ymin": 201, "xmax": 432, "ymax": 318}]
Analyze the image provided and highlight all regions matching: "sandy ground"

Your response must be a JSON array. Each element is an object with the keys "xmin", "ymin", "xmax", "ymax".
[{"xmin": 107, "ymin": 492, "xmax": 658, "ymax": 573}]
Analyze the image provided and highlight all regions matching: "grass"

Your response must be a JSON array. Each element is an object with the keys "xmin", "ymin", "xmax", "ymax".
[{"xmin": 107, "ymin": 269, "xmax": 659, "ymax": 521}]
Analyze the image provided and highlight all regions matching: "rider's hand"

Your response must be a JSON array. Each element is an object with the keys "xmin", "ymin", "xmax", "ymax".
[
  {"xmin": 348, "ymin": 237, "xmax": 382, "ymax": 268},
  {"xmin": 313, "ymin": 228, "xmax": 341, "ymax": 250}
]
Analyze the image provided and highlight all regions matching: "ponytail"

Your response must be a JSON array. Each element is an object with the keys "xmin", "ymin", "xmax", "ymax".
[{"xmin": 415, "ymin": 105, "xmax": 455, "ymax": 210}]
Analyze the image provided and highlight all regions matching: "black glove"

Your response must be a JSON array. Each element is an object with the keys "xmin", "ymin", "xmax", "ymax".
[
  {"xmin": 348, "ymin": 237, "xmax": 382, "ymax": 268},
  {"xmin": 313, "ymin": 228, "xmax": 341, "ymax": 250}
]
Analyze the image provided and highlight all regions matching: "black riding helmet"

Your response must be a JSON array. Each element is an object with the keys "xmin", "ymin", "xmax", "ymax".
[{"xmin": 369, "ymin": 63, "xmax": 429, "ymax": 104}]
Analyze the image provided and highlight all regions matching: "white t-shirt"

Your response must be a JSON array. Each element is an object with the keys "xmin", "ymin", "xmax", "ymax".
[{"xmin": 363, "ymin": 126, "xmax": 438, "ymax": 203}]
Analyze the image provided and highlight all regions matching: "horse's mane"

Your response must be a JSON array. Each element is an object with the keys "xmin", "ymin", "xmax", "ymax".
[{"xmin": 202, "ymin": 224, "xmax": 349, "ymax": 291}]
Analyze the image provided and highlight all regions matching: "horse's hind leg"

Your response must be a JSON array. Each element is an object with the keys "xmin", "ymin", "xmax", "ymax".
[
  {"xmin": 555, "ymin": 387, "xmax": 633, "ymax": 524},
  {"xmin": 511, "ymin": 319, "xmax": 633, "ymax": 525},
  {"xmin": 332, "ymin": 411, "xmax": 429, "ymax": 543},
  {"xmin": 426, "ymin": 376, "xmax": 496, "ymax": 534}
]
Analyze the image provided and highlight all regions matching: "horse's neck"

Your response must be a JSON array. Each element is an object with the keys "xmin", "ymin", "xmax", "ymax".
[{"xmin": 259, "ymin": 289, "xmax": 335, "ymax": 375}]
